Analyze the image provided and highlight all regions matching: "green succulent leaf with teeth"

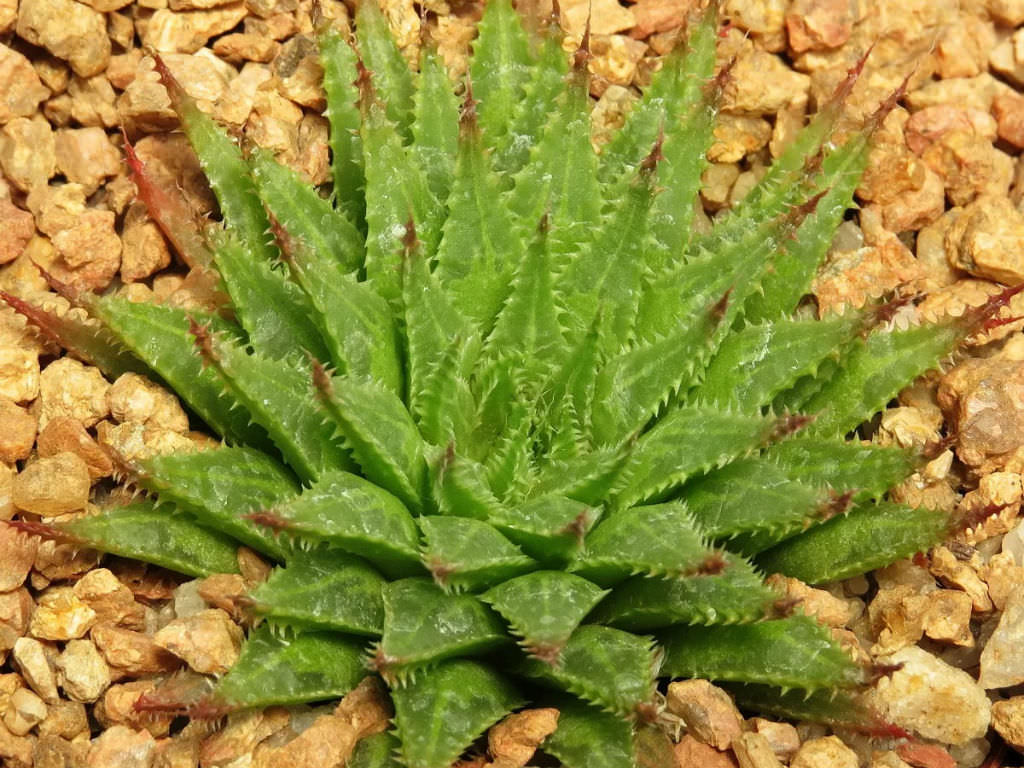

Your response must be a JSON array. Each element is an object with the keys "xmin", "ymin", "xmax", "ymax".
[{"xmin": 10, "ymin": 1, "xmax": 1005, "ymax": 765}]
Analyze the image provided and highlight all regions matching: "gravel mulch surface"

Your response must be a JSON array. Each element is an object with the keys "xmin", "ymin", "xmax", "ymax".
[{"xmin": 4, "ymin": 0, "xmax": 1024, "ymax": 766}]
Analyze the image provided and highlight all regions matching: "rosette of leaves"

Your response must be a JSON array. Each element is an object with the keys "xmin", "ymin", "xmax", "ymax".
[{"xmin": 5, "ymin": 2, "xmax": 1012, "ymax": 766}]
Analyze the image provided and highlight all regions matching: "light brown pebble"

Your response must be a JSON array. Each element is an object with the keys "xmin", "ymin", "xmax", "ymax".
[
  {"xmin": 153, "ymin": 608, "xmax": 243, "ymax": 676},
  {"xmin": 12, "ymin": 637, "xmax": 58, "ymax": 703},
  {"xmin": 870, "ymin": 646, "xmax": 990, "ymax": 744},
  {"xmin": 107, "ymin": 373, "xmax": 189, "ymax": 433},
  {"xmin": 120, "ymin": 202, "xmax": 173, "ymax": 283},
  {"xmin": 732, "ymin": 731, "xmax": 784, "ymax": 768},
  {"xmin": 785, "ymin": 0, "xmax": 854, "ymax": 52},
  {"xmin": 145, "ymin": 4, "xmax": 250, "ymax": 54},
  {"xmin": 53, "ymin": 127, "xmax": 121, "ymax": 196},
  {"xmin": 979, "ymin": 592, "xmax": 1024, "ymax": 689},
  {"xmin": 15, "ymin": 0, "xmax": 110, "ymax": 77},
  {"xmin": 0, "ymin": 198, "xmax": 34, "ymax": 266},
  {"xmin": 765, "ymin": 574, "xmax": 854, "ymax": 627},
  {"xmin": 56, "ymin": 638, "xmax": 110, "ymax": 702},
  {"xmin": 749, "ymin": 718, "xmax": 800, "ymax": 763},
  {"xmin": 47, "ymin": 208, "xmax": 122, "ymax": 292},
  {"xmin": 0, "ymin": 525, "xmax": 38, "ymax": 593},
  {"xmin": 0, "ymin": 346, "xmax": 39, "ymax": 403},
  {"xmin": 0, "ymin": 397, "xmax": 35, "ymax": 464},
  {"xmin": 487, "ymin": 708, "xmax": 559, "ymax": 768},
  {"xmin": 37, "ymin": 699, "xmax": 87, "ymax": 740},
  {"xmin": 91, "ymin": 623, "xmax": 183, "ymax": 678},
  {"xmin": 674, "ymin": 734, "xmax": 739, "ymax": 768},
  {"xmin": 791, "ymin": 735, "xmax": 858, "ymax": 768},
  {"xmin": 991, "ymin": 696, "xmax": 1024, "ymax": 752},
  {"xmin": 73, "ymin": 569, "xmax": 145, "ymax": 630},
  {"xmin": 13, "ymin": 452, "xmax": 91, "ymax": 517},
  {"xmin": 37, "ymin": 417, "xmax": 113, "ymax": 480},
  {"xmin": 86, "ymin": 724, "xmax": 156, "ymax": 768},
  {"xmin": 3, "ymin": 686, "xmax": 47, "ymax": 736},
  {"xmin": 921, "ymin": 589, "xmax": 974, "ymax": 647},
  {"xmin": 0, "ymin": 44, "xmax": 50, "ymax": 123},
  {"xmin": 96, "ymin": 680, "xmax": 174, "ymax": 738},
  {"xmin": 0, "ymin": 114, "xmax": 56, "ymax": 192},
  {"xmin": 995, "ymin": 92, "xmax": 1024, "ymax": 150},
  {"xmin": 30, "ymin": 587, "xmax": 97, "ymax": 641},
  {"xmin": 0, "ymin": 717, "xmax": 33, "ymax": 766},
  {"xmin": 196, "ymin": 574, "xmax": 248, "ymax": 622},
  {"xmin": 66, "ymin": 74, "xmax": 119, "ymax": 129},
  {"xmin": 0, "ymin": 588, "xmax": 33, "ymax": 664},
  {"xmin": 929, "ymin": 546, "xmax": 993, "ymax": 613},
  {"xmin": 212, "ymin": 32, "xmax": 280, "ymax": 63},
  {"xmin": 666, "ymin": 680, "xmax": 743, "ymax": 751},
  {"xmin": 199, "ymin": 707, "xmax": 291, "ymax": 766},
  {"xmin": 37, "ymin": 357, "xmax": 110, "ymax": 430},
  {"xmin": 945, "ymin": 195, "xmax": 1024, "ymax": 285}
]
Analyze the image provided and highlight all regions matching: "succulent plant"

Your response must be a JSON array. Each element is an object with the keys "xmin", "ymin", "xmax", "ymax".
[{"xmin": 5, "ymin": 2, "xmax": 1017, "ymax": 766}]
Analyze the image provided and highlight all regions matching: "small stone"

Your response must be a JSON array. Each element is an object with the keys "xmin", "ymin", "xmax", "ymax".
[
  {"xmin": 199, "ymin": 707, "xmax": 290, "ymax": 766},
  {"xmin": 30, "ymin": 587, "xmax": 97, "ymax": 641},
  {"xmin": 946, "ymin": 195, "xmax": 1024, "ymax": 285},
  {"xmin": 921, "ymin": 589, "xmax": 974, "ymax": 646},
  {"xmin": 91, "ymin": 623, "xmax": 183, "ymax": 678},
  {"xmin": 53, "ymin": 128, "xmax": 121, "ymax": 196},
  {"xmin": 145, "ymin": 5, "xmax": 249, "ymax": 54},
  {"xmin": 0, "ymin": 398, "xmax": 35, "ymax": 463},
  {"xmin": 929, "ymin": 546, "xmax": 993, "ymax": 613},
  {"xmin": 979, "ymin": 592, "xmax": 1024, "ymax": 689},
  {"xmin": 894, "ymin": 742, "xmax": 957, "ymax": 768},
  {"xmin": 0, "ymin": 718, "xmax": 33, "ymax": 766},
  {"xmin": 905, "ymin": 106, "xmax": 997, "ymax": 157},
  {"xmin": 982, "ymin": 552, "xmax": 1024, "ymax": 611},
  {"xmin": 13, "ymin": 452, "xmax": 91, "ymax": 517},
  {"xmin": 120, "ymin": 203, "xmax": 172, "ymax": 283},
  {"xmin": 57, "ymin": 638, "xmax": 110, "ymax": 703},
  {"xmin": 212, "ymin": 32, "xmax": 279, "ymax": 63},
  {"xmin": 37, "ymin": 358, "xmax": 110, "ymax": 431},
  {"xmin": 0, "ymin": 465, "xmax": 12, "ymax": 522},
  {"xmin": 785, "ymin": 0, "xmax": 855, "ymax": 52},
  {"xmin": 0, "ymin": 0, "xmax": 11, "ymax": 32},
  {"xmin": 0, "ymin": 115, "xmax": 56, "ymax": 192},
  {"xmin": 37, "ymin": 417, "xmax": 113, "ymax": 480},
  {"xmin": 724, "ymin": 0, "xmax": 786, "ymax": 50},
  {"xmin": 0, "ymin": 44, "xmax": 50, "ymax": 124},
  {"xmin": 0, "ymin": 525, "xmax": 37, "ymax": 592},
  {"xmin": 97, "ymin": 421, "xmax": 198, "ymax": 462},
  {"xmin": 153, "ymin": 608, "xmax": 243, "ymax": 676},
  {"xmin": 940, "ymin": 356, "xmax": 1024, "ymax": 471},
  {"xmin": 0, "ymin": 588, "xmax": 32, "ymax": 664},
  {"xmin": 732, "ymin": 731, "xmax": 783, "ymax": 768},
  {"xmin": 0, "ymin": 346, "xmax": 39, "ymax": 403},
  {"xmin": 37, "ymin": 699, "xmax": 88, "ymax": 740},
  {"xmin": 196, "ymin": 574, "xmax": 247, "ymax": 622},
  {"xmin": 66, "ymin": 75, "xmax": 119, "ymax": 129},
  {"xmin": 666, "ymin": 679, "xmax": 743, "ymax": 750},
  {"xmin": 33, "ymin": 532, "xmax": 101, "ymax": 584},
  {"xmin": 16, "ymin": 0, "xmax": 110, "ymax": 78},
  {"xmin": 991, "ymin": 696, "xmax": 1024, "ymax": 753},
  {"xmin": 3, "ymin": 687, "xmax": 47, "ymax": 736},
  {"xmin": 990, "ymin": 30, "xmax": 1024, "ymax": 88},
  {"xmin": 73, "ymin": 569, "xmax": 145, "ymax": 630},
  {"xmin": 487, "ymin": 709, "xmax": 559, "ymax": 768},
  {"xmin": 708, "ymin": 114, "xmax": 772, "ymax": 164},
  {"xmin": 989, "ymin": 0, "xmax": 1024, "ymax": 24},
  {"xmin": 765, "ymin": 574, "xmax": 854, "ymax": 627},
  {"xmin": 588, "ymin": 35, "xmax": 648, "ymax": 93},
  {"xmin": 749, "ymin": 719, "xmax": 800, "ymax": 763},
  {"xmin": 674, "ymin": 734, "xmax": 739, "ymax": 768},
  {"xmin": 108, "ymin": 373, "xmax": 190, "ymax": 433},
  {"xmin": 813, "ymin": 235, "xmax": 926, "ymax": 315},
  {"xmin": 791, "ymin": 736, "xmax": 857, "ymax": 768},
  {"xmin": 994, "ymin": 92, "xmax": 1024, "ymax": 150},
  {"xmin": 0, "ymin": 199, "xmax": 34, "ymax": 266},
  {"xmin": 869, "ymin": 645, "xmax": 990, "ymax": 744},
  {"xmin": 86, "ymin": 724, "xmax": 156, "ymax": 768},
  {"xmin": 47, "ymin": 209, "xmax": 122, "ymax": 292},
  {"xmin": 97, "ymin": 680, "xmax": 174, "ymax": 738},
  {"xmin": 12, "ymin": 637, "xmax": 58, "ymax": 703},
  {"xmin": 213, "ymin": 61, "xmax": 272, "ymax": 125},
  {"xmin": 906, "ymin": 74, "xmax": 1012, "ymax": 115},
  {"xmin": 725, "ymin": 47, "xmax": 809, "ymax": 116},
  {"xmin": 560, "ymin": 0, "xmax": 634, "ymax": 36},
  {"xmin": 923, "ymin": 131, "xmax": 1013, "ymax": 207}
]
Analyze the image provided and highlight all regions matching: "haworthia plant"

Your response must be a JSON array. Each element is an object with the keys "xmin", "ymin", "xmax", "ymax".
[{"xmin": 5, "ymin": 2, "xmax": 1007, "ymax": 766}]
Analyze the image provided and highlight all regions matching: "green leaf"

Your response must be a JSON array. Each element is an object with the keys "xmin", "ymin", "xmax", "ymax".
[
  {"xmin": 266, "ymin": 470, "xmax": 421, "ymax": 578},
  {"xmin": 755, "ymin": 501, "xmax": 949, "ymax": 584},
  {"xmin": 412, "ymin": 48, "xmax": 459, "ymax": 203},
  {"xmin": 356, "ymin": 0, "xmax": 416, "ymax": 142},
  {"xmin": 418, "ymin": 516, "xmax": 535, "ymax": 593},
  {"xmin": 615, "ymin": 406, "xmax": 779, "ymax": 509},
  {"xmin": 91, "ymin": 298, "xmax": 264, "ymax": 446},
  {"xmin": 431, "ymin": 447, "xmax": 505, "ymax": 521},
  {"xmin": 468, "ymin": 0, "xmax": 533, "ymax": 147},
  {"xmin": 138, "ymin": 446, "xmax": 298, "ymax": 560},
  {"xmin": 589, "ymin": 556, "xmax": 774, "ymax": 630},
  {"xmin": 50, "ymin": 501, "xmax": 240, "ymax": 577},
  {"xmin": 247, "ymin": 548, "xmax": 385, "ymax": 635},
  {"xmin": 660, "ymin": 616, "xmax": 863, "ymax": 691},
  {"xmin": 197, "ymin": 330, "xmax": 354, "ymax": 483},
  {"xmin": 573, "ymin": 502, "xmax": 713, "ymax": 586},
  {"xmin": 542, "ymin": 698, "xmax": 635, "ymax": 768},
  {"xmin": 208, "ymin": 626, "xmax": 368, "ymax": 710},
  {"xmin": 481, "ymin": 571, "xmax": 608, "ymax": 661},
  {"xmin": 318, "ymin": 373, "xmax": 428, "ymax": 514},
  {"xmin": 392, "ymin": 660, "xmax": 523, "ymax": 768},
  {"xmin": 766, "ymin": 437, "xmax": 917, "ymax": 500},
  {"xmin": 319, "ymin": 26, "xmax": 365, "ymax": 228},
  {"xmin": 723, "ymin": 683, "xmax": 872, "ymax": 728},
  {"xmin": 490, "ymin": 495, "xmax": 600, "ymax": 566},
  {"xmin": 377, "ymin": 579, "xmax": 508, "ymax": 679},
  {"xmin": 517, "ymin": 625, "xmax": 658, "ymax": 716},
  {"xmin": 350, "ymin": 732, "xmax": 403, "ymax": 768}
]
